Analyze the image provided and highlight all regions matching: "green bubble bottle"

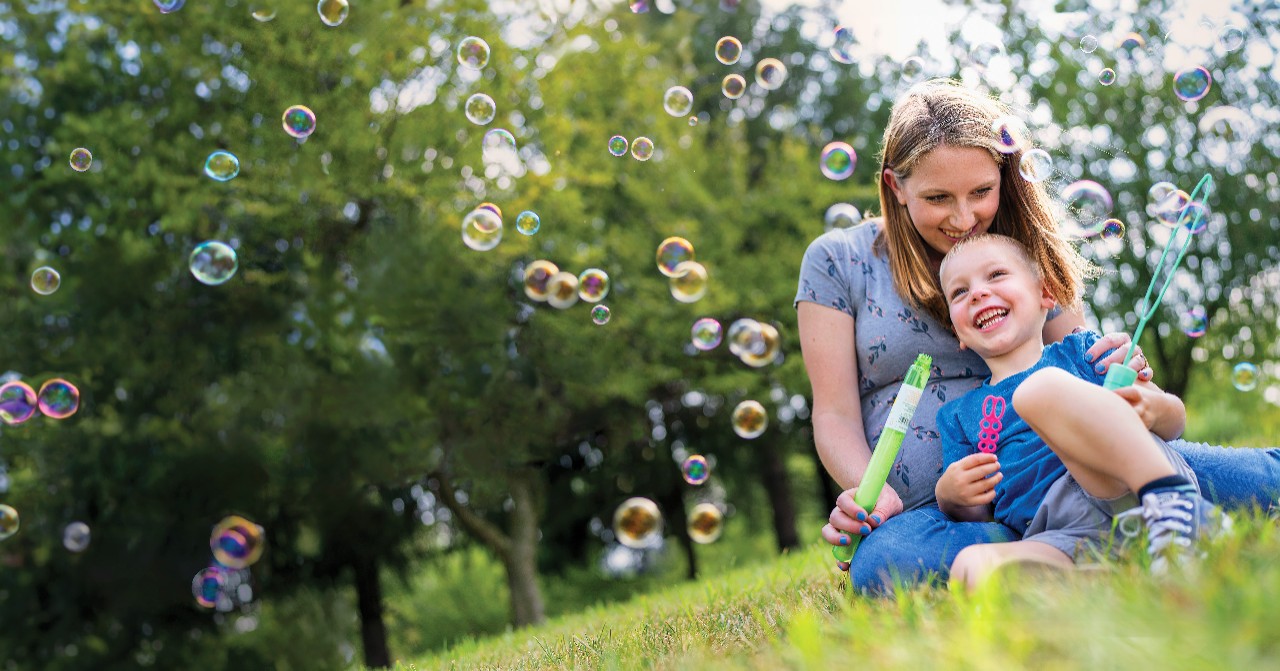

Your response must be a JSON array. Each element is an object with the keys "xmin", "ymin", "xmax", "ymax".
[{"xmin": 833, "ymin": 353, "xmax": 932, "ymax": 564}]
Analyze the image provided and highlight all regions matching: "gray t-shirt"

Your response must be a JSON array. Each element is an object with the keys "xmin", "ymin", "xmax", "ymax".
[{"xmin": 795, "ymin": 220, "xmax": 990, "ymax": 512}]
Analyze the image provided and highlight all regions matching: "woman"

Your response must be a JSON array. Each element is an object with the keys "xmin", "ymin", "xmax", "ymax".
[{"xmin": 795, "ymin": 78, "xmax": 1280, "ymax": 591}]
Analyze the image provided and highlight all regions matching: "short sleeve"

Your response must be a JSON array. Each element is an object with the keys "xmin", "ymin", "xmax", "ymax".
[
  {"xmin": 937, "ymin": 401, "xmax": 973, "ymax": 468},
  {"xmin": 1058, "ymin": 330, "xmax": 1106, "ymax": 384},
  {"xmin": 794, "ymin": 228, "xmax": 869, "ymax": 317}
]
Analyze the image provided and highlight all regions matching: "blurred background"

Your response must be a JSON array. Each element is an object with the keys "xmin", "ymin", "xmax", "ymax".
[{"xmin": 1, "ymin": 0, "xmax": 1277, "ymax": 668}]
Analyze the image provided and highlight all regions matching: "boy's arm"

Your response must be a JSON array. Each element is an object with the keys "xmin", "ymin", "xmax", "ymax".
[
  {"xmin": 936, "ymin": 404, "xmax": 997, "ymax": 523},
  {"xmin": 1112, "ymin": 378, "xmax": 1186, "ymax": 440}
]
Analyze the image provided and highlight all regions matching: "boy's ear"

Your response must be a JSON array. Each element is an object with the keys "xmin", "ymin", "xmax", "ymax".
[{"xmin": 1040, "ymin": 284, "xmax": 1056, "ymax": 310}]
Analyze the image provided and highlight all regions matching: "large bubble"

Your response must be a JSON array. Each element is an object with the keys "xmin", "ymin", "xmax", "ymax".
[
  {"xmin": 1219, "ymin": 25, "xmax": 1246, "ymax": 52},
  {"xmin": 656, "ymin": 237, "xmax": 695, "ymax": 277},
  {"xmin": 721, "ymin": 74, "xmax": 747, "ymax": 99},
  {"xmin": 462, "ymin": 208, "xmax": 503, "ymax": 251},
  {"xmin": 830, "ymin": 26, "xmax": 857, "ymax": 64},
  {"xmin": 731, "ymin": 400, "xmax": 768, "ymax": 439},
  {"xmin": 612, "ymin": 497, "xmax": 663, "ymax": 549},
  {"xmin": 69, "ymin": 148, "xmax": 92, "ymax": 172},
  {"xmin": 1018, "ymin": 149, "xmax": 1053, "ymax": 183},
  {"xmin": 577, "ymin": 268, "xmax": 610, "ymax": 303},
  {"xmin": 282, "ymin": 105, "xmax": 317, "ymax": 139},
  {"xmin": 1079, "ymin": 35, "xmax": 1098, "ymax": 53},
  {"xmin": 755, "ymin": 58, "xmax": 787, "ymax": 90},
  {"xmin": 738, "ymin": 322, "xmax": 780, "ymax": 368},
  {"xmin": 523, "ymin": 260, "xmax": 559, "ymax": 302},
  {"xmin": 546, "ymin": 272, "xmax": 580, "ymax": 309},
  {"xmin": 824, "ymin": 203, "xmax": 861, "ymax": 231},
  {"xmin": 819, "ymin": 142, "xmax": 856, "ymax": 180},
  {"xmin": 0, "ymin": 382, "xmax": 37, "ymax": 426},
  {"xmin": 204, "ymin": 151, "xmax": 240, "ymax": 181},
  {"xmin": 691, "ymin": 318, "xmax": 723, "ymax": 351},
  {"xmin": 457, "ymin": 36, "xmax": 491, "ymax": 69},
  {"xmin": 663, "ymin": 86, "xmax": 693, "ymax": 117},
  {"xmin": 464, "ymin": 93, "xmax": 497, "ymax": 125},
  {"xmin": 38, "ymin": 379, "xmax": 80, "ymax": 419},
  {"xmin": 991, "ymin": 116, "xmax": 1030, "ymax": 154},
  {"xmin": 316, "ymin": 0, "xmax": 349, "ymax": 26},
  {"xmin": 669, "ymin": 261, "xmax": 708, "ymax": 303},
  {"xmin": 687, "ymin": 502, "xmax": 724, "ymax": 544},
  {"xmin": 1198, "ymin": 106, "xmax": 1255, "ymax": 167},
  {"xmin": 1232, "ymin": 362, "xmax": 1258, "ymax": 392},
  {"xmin": 1060, "ymin": 180, "xmax": 1113, "ymax": 237},
  {"xmin": 189, "ymin": 241, "xmax": 239, "ymax": 285},
  {"xmin": 727, "ymin": 318, "xmax": 766, "ymax": 358},
  {"xmin": 0, "ymin": 505, "xmax": 19, "ymax": 541},
  {"xmin": 1173, "ymin": 66, "xmax": 1212, "ymax": 102},
  {"xmin": 211, "ymin": 515, "xmax": 266, "ymax": 569},
  {"xmin": 515, "ymin": 211, "xmax": 540, "ymax": 236},
  {"xmin": 681, "ymin": 455, "xmax": 710, "ymax": 485},
  {"xmin": 31, "ymin": 267, "xmax": 61, "ymax": 295},
  {"xmin": 1180, "ymin": 306, "xmax": 1207, "ymax": 338},
  {"xmin": 715, "ymin": 36, "xmax": 742, "ymax": 65},
  {"xmin": 63, "ymin": 522, "xmax": 91, "ymax": 552},
  {"xmin": 631, "ymin": 137, "xmax": 655, "ymax": 161}
]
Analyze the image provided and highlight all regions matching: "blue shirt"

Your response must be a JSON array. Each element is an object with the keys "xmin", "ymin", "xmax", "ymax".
[{"xmin": 937, "ymin": 330, "xmax": 1107, "ymax": 532}]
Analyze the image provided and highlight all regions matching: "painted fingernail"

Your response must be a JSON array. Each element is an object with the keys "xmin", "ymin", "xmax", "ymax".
[
  {"xmin": 837, "ymin": 562, "xmax": 850, "ymax": 571},
  {"xmin": 1095, "ymin": 364, "xmax": 1106, "ymax": 373},
  {"xmin": 859, "ymin": 525, "xmax": 870, "ymax": 535},
  {"xmin": 855, "ymin": 511, "xmax": 866, "ymax": 522},
  {"xmin": 871, "ymin": 514, "xmax": 882, "ymax": 525},
  {"xmin": 839, "ymin": 535, "xmax": 849, "ymax": 546}
]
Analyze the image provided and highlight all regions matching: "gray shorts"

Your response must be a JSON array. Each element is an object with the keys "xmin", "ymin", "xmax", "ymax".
[{"xmin": 1022, "ymin": 433, "xmax": 1199, "ymax": 560}]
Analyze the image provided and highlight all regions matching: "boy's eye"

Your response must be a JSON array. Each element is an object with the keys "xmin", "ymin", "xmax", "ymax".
[
  {"xmin": 989, "ymin": 269, "xmax": 1007, "ymax": 279},
  {"xmin": 949, "ymin": 287, "xmax": 968, "ymax": 300}
]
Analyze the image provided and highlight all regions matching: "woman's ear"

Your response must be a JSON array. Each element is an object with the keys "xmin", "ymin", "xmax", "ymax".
[{"xmin": 883, "ymin": 169, "xmax": 907, "ymax": 205}]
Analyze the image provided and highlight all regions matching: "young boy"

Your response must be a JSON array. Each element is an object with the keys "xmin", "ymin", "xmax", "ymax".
[{"xmin": 934, "ymin": 233, "xmax": 1229, "ymax": 588}]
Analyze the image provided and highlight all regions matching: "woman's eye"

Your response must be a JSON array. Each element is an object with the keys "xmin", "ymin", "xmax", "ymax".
[
  {"xmin": 976, "ymin": 187, "xmax": 994, "ymax": 196},
  {"xmin": 925, "ymin": 195, "xmax": 947, "ymax": 203}
]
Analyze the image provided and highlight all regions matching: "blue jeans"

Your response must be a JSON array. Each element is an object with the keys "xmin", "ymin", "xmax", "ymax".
[{"xmin": 849, "ymin": 442, "xmax": 1280, "ymax": 593}]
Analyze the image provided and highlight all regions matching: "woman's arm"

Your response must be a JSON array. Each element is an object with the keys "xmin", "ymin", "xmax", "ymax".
[
  {"xmin": 1112, "ymin": 379, "xmax": 1187, "ymax": 440},
  {"xmin": 798, "ymin": 302, "xmax": 875, "ymax": 490}
]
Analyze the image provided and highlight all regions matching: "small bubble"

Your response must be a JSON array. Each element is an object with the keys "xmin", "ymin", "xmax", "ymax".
[
  {"xmin": 251, "ymin": 6, "xmax": 276, "ymax": 21},
  {"xmin": 545, "ymin": 272, "xmax": 580, "ymax": 309},
  {"xmin": 1232, "ymin": 362, "xmax": 1258, "ymax": 392},
  {"xmin": 153, "ymin": 0, "xmax": 184, "ymax": 13},
  {"xmin": 663, "ymin": 86, "xmax": 693, "ymax": 117},
  {"xmin": 1119, "ymin": 32, "xmax": 1145, "ymax": 57},
  {"xmin": 1219, "ymin": 25, "xmax": 1246, "ymax": 52},
  {"xmin": 681, "ymin": 455, "xmax": 710, "ymax": 485},
  {"xmin": 608, "ymin": 135, "xmax": 628, "ymax": 157},
  {"xmin": 204, "ymin": 151, "xmax": 240, "ymax": 181},
  {"xmin": 612, "ymin": 498, "xmax": 662, "ymax": 549},
  {"xmin": 824, "ymin": 203, "xmax": 861, "ymax": 231},
  {"xmin": 1098, "ymin": 68, "xmax": 1116, "ymax": 86},
  {"xmin": 691, "ymin": 318, "xmax": 723, "ymax": 351},
  {"xmin": 715, "ymin": 36, "xmax": 742, "ymax": 65},
  {"xmin": 1079, "ymin": 35, "xmax": 1098, "ymax": 53},
  {"xmin": 63, "ymin": 522, "xmax": 91, "ymax": 552},
  {"xmin": 38, "ymin": 378, "xmax": 80, "ymax": 419},
  {"xmin": 656, "ymin": 237, "xmax": 695, "ymax": 277},
  {"xmin": 0, "ymin": 382, "xmax": 37, "ymax": 426},
  {"xmin": 515, "ymin": 211, "xmax": 540, "ymax": 236},
  {"xmin": 457, "ymin": 36, "xmax": 490, "ymax": 69},
  {"xmin": 721, "ymin": 74, "xmax": 747, "ymax": 99},
  {"xmin": 464, "ymin": 93, "xmax": 497, "ymax": 125},
  {"xmin": 577, "ymin": 268, "xmax": 611, "ymax": 303},
  {"xmin": 211, "ymin": 515, "xmax": 266, "ymax": 569},
  {"xmin": 591, "ymin": 305, "xmax": 612, "ymax": 326},
  {"xmin": 1099, "ymin": 218, "xmax": 1124, "ymax": 240},
  {"xmin": 1180, "ymin": 306, "xmax": 1207, "ymax": 338},
  {"xmin": 819, "ymin": 142, "xmax": 856, "ymax": 180},
  {"xmin": 316, "ymin": 0, "xmax": 348, "ymax": 26},
  {"xmin": 991, "ymin": 116, "xmax": 1030, "ymax": 154},
  {"xmin": 900, "ymin": 57, "xmax": 925, "ymax": 83},
  {"xmin": 69, "ymin": 148, "xmax": 92, "ymax": 172},
  {"xmin": 282, "ymin": 105, "xmax": 316, "ymax": 139},
  {"xmin": 830, "ymin": 26, "xmax": 857, "ymax": 64},
  {"xmin": 523, "ymin": 260, "xmax": 559, "ymax": 301},
  {"xmin": 189, "ymin": 241, "xmax": 239, "ymax": 285},
  {"xmin": 755, "ymin": 58, "xmax": 787, "ymax": 90},
  {"xmin": 687, "ymin": 502, "xmax": 723, "ymax": 544},
  {"xmin": 669, "ymin": 261, "xmax": 708, "ymax": 303},
  {"xmin": 0, "ymin": 505, "xmax": 19, "ymax": 541},
  {"xmin": 461, "ymin": 208, "xmax": 503, "ymax": 251},
  {"xmin": 31, "ymin": 266, "xmax": 61, "ymax": 295},
  {"xmin": 628, "ymin": 0, "xmax": 649, "ymax": 13},
  {"xmin": 631, "ymin": 136, "xmax": 654, "ymax": 161},
  {"xmin": 731, "ymin": 400, "xmax": 768, "ymax": 439},
  {"xmin": 193, "ymin": 566, "xmax": 224, "ymax": 608},
  {"xmin": 1018, "ymin": 148, "xmax": 1053, "ymax": 183},
  {"xmin": 1172, "ymin": 66, "xmax": 1212, "ymax": 102}
]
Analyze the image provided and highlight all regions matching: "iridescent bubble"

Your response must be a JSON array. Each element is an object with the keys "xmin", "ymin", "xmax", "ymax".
[
  {"xmin": 1198, "ymin": 106, "xmax": 1255, "ymax": 168},
  {"xmin": 63, "ymin": 521, "xmax": 91, "ymax": 552},
  {"xmin": 608, "ymin": 135, "xmax": 629, "ymax": 157},
  {"xmin": 578, "ymin": 268, "xmax": 611, "ymax": 303},
  {"xmin": 515, "ymin": 211, "xmax": 540, "ymax": 236},
  {"xmin": 819, "ymin": 142, "xmax": 856, "ymax": 181},
  {"xmin": 900, "ymin": 57, "xmax": 925, "ymax": 83},
  {"xmin": 1018, "ymin": 148, "xmax": 1053, "ymax": 183},
  {"xmin": 663, "ymin": 86, "xmax": 693, "ymax": 117},
  {"xmin": 457, "ymin": 36, "xmax": 490, "ymax": 70},
  {"xmin": 1079, "ymin": 35, "xmax": 1098, "ymax": 53},
  {"xmin": 189, "ymin": 241, "xmax": 239, "ymax": 285},
  {"xmin": 250, "ymin": 6, "xmax": 276, "ymax": 21},
  {"xmin": 824, "ymin": 203, "xmax": 861, "ymax": 231},
  {"xmin": 465, "ymin": 93, "xmax": 497, "ymax": 125},
  {"xmin": 1148, "ymin": 181, "xmax": 1177, "ymax": 207},
  {"xmin": 0, "ymin": 505, "xmax": 19, "ymax": 541},
  {"xmin": 688, "ymin": 116, "xmax": 699, "ymax": 127},
  {"xmin": 830, "ymin": 26, "xmax": 857, "ymax": 64},
  {"xmin": 721, "ymin": 74, "xmax": 747, "ymax": 100},
  {"xmin": 193, "ymin": 566, "xmax": 224, "ymax": 608},
  {"xmin": 482, "ymin": 128, "xmax": 517, "ymax": 158},
  {"xmin": 969, "ymin": 41, "xmax": 1003, "ymax": 70},
  {"xmin": 1098, "ymin": 68, "xmax": 1116, "ymax": 86},
  {"xmin": 1232, "ymin": 362, "xmax": 1259, "ymax": 392},
  {"xmin": 462, "ymin": 208, "xmax": 503, "ymax": 251},
  {"xmin": 656, "ymin": 237, "xmax": 695, "ymax": 277},
  {"xmin": 69, "ymin": 147, "xmax": 92, "ymax": 172},
  {"xmin": 282, "ymin": 105, "xmax": 316, "ymax": 139},
  {"xmin": 31, "ymin": 266, "xmax": 61, "ymax": 295},
  {"xmin": 691, "ymin": 318, "xmax": 723, "ymax": 351},
  {"xmin": 1180, "ymin": 201, "xmax": 1210, "ymax": 234},
  {"xmin": 477, "ymin": 202, "xmax": 503, "ymax": 219},
  {"xmin": 0, "ymin": 382, "xmax": 38, "ymax": 426},
  {"xmin": 739, "ymin": 322, "xmax": 780, "ymax": 368},
  {"xmin": 715, "ymin": 36, "xmax": 742, "ymax": 65},
  {"xmin": 153, "ymin": 0, "xmax": 184, "ymax": 13},
  {"xmin": 613, "ymin": 497, "xmax": 662, "ymax": 549},
  {"xmin": 631, "ymin": 136, "xmax": 654, "ymax": 161},
  {"xmin": 204, "ymin": 151, "xmax": 240, "ymax": 181},
  {"xmin": 317, "ymin": 0, "xmax": 348, "ymax": 26},
  {"xmin": 1099, "ymin": 218, "xmax": 1125, "ymax": 240},
  {"xmin": 731, "ymin": 400, "xmax": 768, "ymax": 439},
  {"xmin": 211, "ymin": 515, "xmax": 266, "ymax": 569},
  {"xmin": 670, "ymin": 261, "xmax": 708, "ymax": 303},
  {"xmin": 755, "ymin": 58, "xmax": 787, "ymax": 90},
  {"xmin": 1060, "ymin": 180, "xmax": 1113, "ymax": 237},
  {"xmin": 1119, "ymin": 32, "xmax": 1146, "ymax": 57},
  {"xmin": 681, "ymin": 455, "xmax": 710, "ymax": 485},
  {"xmin": 1173, "ymin": 66, "xmax": 1212, "ymax": 102},
  {"xmin": 628, "ymin": 0, "xmax": 649, "ymax": 13},
  {"xmin": 991, "ymin": 115, "xmax": 1030, "ymax": 154},
  {"xmin": 591, "ymin": 305, "xmax": 611, "ymax": 326},
  {"xmin": 687, "ymin": 502, "xmax": 723, "ymax": 544},
  {"xmin": 523, "ymin": 260, "xmax": 559, "ymax": 302},
  {"xmin": 546, "ymin": 271, "xmax": 580, "ymax": 309},
  {"xmin": 1219, "ymin": 25, "xmax": 1246, "ymax": 52},
  {"xmin": 1154, "ymin": 189, "xmax": 1191, "ymax": 227},
  {"xmin": 38, "ymin": 379, "xmax": 80, "ymax": 420},
  {"xmin": 727, "ymin": 318, "xmax": 766, "ymax": 357},
  {"xmin": 1180, "ymin": 306, "xmax": 1207, "ymax": 338}
]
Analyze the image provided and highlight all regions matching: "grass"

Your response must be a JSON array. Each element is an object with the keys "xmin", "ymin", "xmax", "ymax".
[{"xmin": 380, "ymin": 507, "xmax": 1280, "ymax": 671}]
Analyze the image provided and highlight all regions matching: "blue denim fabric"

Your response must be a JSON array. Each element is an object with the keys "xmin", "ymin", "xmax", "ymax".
[
  {"xmin": 848, "ymin": 505, "xmax": 1018, "ymax": 593},
  {"xmin": 1170, "ymin": 440, "xmax": 1280, "ymax": 510}
]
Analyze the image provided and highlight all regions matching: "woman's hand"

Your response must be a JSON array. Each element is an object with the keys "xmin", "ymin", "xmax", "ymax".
[
  {"xmin": 821, "ymin": 484, "xmax": 904, "ymax": 571},
  {"xmin": 1085, "ymin": 331, "xmax": 1154, "ymax": 382},
  {"xmin": 936, "ymin": 453, "xmax": 1002, "ymax": 508}
]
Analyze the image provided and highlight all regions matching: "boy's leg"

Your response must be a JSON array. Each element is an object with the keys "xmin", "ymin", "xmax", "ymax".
[
  {"xmin": 950, "ymin": 540, "xmax": 1073, "ymax": 591},
  {"xmin": 1012, "ymin": 367, "xmax": 1177, "ymax": 499},
  {"xmin": 849, "ymin": 505, "xmax": 1018, "ymax": 593}
]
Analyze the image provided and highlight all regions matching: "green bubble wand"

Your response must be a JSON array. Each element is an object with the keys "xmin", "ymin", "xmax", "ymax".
[{"xmin": 1103, "ymin": 173, "xmax": 1214, "ymax": 390}]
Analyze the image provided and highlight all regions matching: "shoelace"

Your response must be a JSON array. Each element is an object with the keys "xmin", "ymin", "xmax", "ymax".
[{"xmin": 1114, "ymin": 494, "xmax": 1195, "ymax": 555}]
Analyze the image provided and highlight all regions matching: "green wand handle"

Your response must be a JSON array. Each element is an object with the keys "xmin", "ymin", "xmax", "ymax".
[{"xmin": 833, "ymin": 353, "xmax": 933, "ymax": 563}]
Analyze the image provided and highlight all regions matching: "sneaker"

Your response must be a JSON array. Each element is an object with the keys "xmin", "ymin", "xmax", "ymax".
[{"xmin": 1113, "ymin": 489, "xmax": 1232, "ymax": 573}]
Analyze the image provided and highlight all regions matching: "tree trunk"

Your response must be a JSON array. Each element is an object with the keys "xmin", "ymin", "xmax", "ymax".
[
  {"xmin": 352, "ymin": 553, "xmax": 391, "ymax": 669},
  {"xmin": 504, "ymin": 470, "xmax": 546, "ymax": 627},
  {"xmin": 758, "ymin": 438, "xmax": 800, "ymax": 552},
  {"xmin": 812, "ymin": 444, "xmax": 841, "ymax": 514}
]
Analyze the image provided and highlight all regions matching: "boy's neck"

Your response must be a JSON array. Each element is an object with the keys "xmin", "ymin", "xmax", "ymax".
[{"xmin": 984, "ymin": 335, "xmax": 1048, "ymax": 385}]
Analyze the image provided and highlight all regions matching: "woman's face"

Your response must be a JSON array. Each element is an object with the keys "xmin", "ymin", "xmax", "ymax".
[{"xmin": 884, "ymin": 144, "xmax": 1002, "ymax": 260}]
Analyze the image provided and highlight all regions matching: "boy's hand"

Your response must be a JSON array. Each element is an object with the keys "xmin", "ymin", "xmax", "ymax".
[{"xmin": 936, "ymin": 453, "xmax": 1002, "ymax": 507}]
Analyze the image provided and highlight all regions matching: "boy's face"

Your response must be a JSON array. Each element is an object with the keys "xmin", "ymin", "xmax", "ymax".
[{"xmin": 940, "ymin": 239, "xmax": 1055, "ymax": 360}]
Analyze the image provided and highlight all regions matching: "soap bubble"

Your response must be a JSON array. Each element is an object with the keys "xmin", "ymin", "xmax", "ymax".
[
  {"xmin": 189, "ymin": 241, "xmax": 239, "ymax": 285},
  {"xmin": 900, "ymin": 57, "xmax": 925, "ymax": 82},
  {"xmin": 31, "ymin": 267, "xmax": 61, "ymax": 295},
  {"xmin": 1098, "ymin": 68, "xmax": 1116, "ymax": 86},
  {"xmin": 1173, "ymin": 66, "xmax": 1212, "ymax": 102},
  {"xmin": 608, "ymin": 135, "xmax": 628, "ymax": 157},
  {"xmin": 1060, "ymin": 180, "xmax": 1113, "ymax": 237},
  {"xmin": 482, "ymin": 128, "xmax": 517, "ymax": 162},
  {"xmin": 715, "ymin": 36, "xmax": 742, "ymax": 65},
  {"xmin": 515, "ymin": 211, "xmax": 540, "ymax": 236},
  {"xmin": 1180, "ymin": 201, "xmax": 1209, "ymax": 234},
  {"xmin": 670, "ymin": 261, "xmax": 708, "ymax": 303},
  {"xmin": 69, "ymin": 147, "xmax": 92, "ymax": 172},
  {"xmin": 1018, "ymin": 149, "xmax": 1053, "ymax": 183},
  {"xmin": 1147, "ymin": 181, "xmax": 1177, "ymax": 207},
  {"xmin": 204, "ymin": 151, "xmax": 240, "ymax": 181},
  {"xmin": 153, "ymin": 0, "xmax": 184, "ymax": 13},
  {"xmin": 1119, "ymin": 32, "xmax": 1146, "ymax": 57},
  {"xmin": 1079, "ymin": 35, "xmax": 1098, "ymax": 53},
  {"xmin": 731, "ymin": 400, "xmax": 768, "ymax": 439},
  {"xmin": 755, "ymin": 58, "xmax": 787, "ymax": 90},
  {"xmin": 819, "ymin": 142, "xmax": 856, "ymax": 181},
  {"xmin": 464, "ymin": 93, "xmax": 496, "ymax": 125},
  {"xmin": 251, "ymin": 6, "xmax": 276, "ymax": 21},
  {"xmin": 0, "ymin": 505, "xmax": 19, "ymax": 541},
  {"xmin": 457, "ymin": 36, "xmax": 490, "ymax": 69},
  {"xmin": 681, "ymin": 455, "xmax": 710, "ymax": 485},
  {"xmin": 0, "ymin": 382, "xmax": 38, "ymax": 426},
  {"xmin": 63, "ymin": 522, "xmax": 91, "ymax": 552},
  {"xmin": 631, "ymin": 137, "xmax": 654, "ymax": 161},
  {"xmin": 663, "ymin": 86, "xmax": 693, "ymax": 117},
  {"xmin": 1219, "ymin": 25, "xmax": 1246, "ymax": 52},
  {"xmin": 727, "ymin": 318, "xmax": 766, "ymax": 357},
  {"xmin": 628, "ymin": 0, "xmax": 649, "ymax": 13},
  {"xmin": 591, "ymin": 305, "xmax": 611, "ymax": 325},
  {"xmin": 1232, "ymin": 362, "xmax": 1258, "ymax": 392},
  {"xmin": 38, "ymin": 379, "xmax": 80, "ymax": 419},
  {"xmin": 687, "ymin": 502, "xmax": 724, "ymax": 544},
  {"xmin": 316, "ymin": 0, "xmax": 348, "ymax": 26},
  {"xmin": 824, "ymin": 203, "xmax": 861, "ymax": 231},
  {"xmin": 211, "ymin": 515, "xmax": 266, "ymax": 569},
  {"xmin": 477, "ymin": 202, "xmax": 502, "ymax": 219},
  {"xmin": 193, "ymin": 566, "xmax": 224, "ymax": 608},
  {"xmin": 282, "ymin": 105, "xmax": 316, "ymax": 139},
  {"xmin": 1154, "ymin": 189, "xmax": 1190, "ymax": 226},
  {"xmin": 1198, "ymin": 106, "xmax": 1255, "ymax": 167},
  {"xmin": 546, "ymin": 272, "xmax": 580, "ymax": 309},
  {"xmin": 691, "ymin": 318, "xmax": 723, "ymax": 351},
  {"xmin": 968, "ymin": 41, "xmax": 1003, "ymax": 71},
  {"xmin": 523, "ymin": 260, "xmax": 559, "ymax": 302},
  {"xmin": 830, "ymin": 26, "xmax": 857, "ymax": 64},
  {"xmin": 656, "ymin": 237, "xmax": 695, "ymax": 277},
  {"xmin": 577, "ymin": 268, "xmax": 610, "ymax": 303},
  {"xmin": 738, "ymin": 322, "xmax": 780, "ymax": 368},
  {"xmin": 688, "ymin": 116, "xmax": 699, "ymax": 127},
  {"xmin": 462, "ymin": 208, "xmax": 503, "ymax": 251},
  {"xmin": 613, "ymin": 497, "xmax": 662, "ymax": 549},
  {"xmin": 721, "ymin": 74, "xmax": 747, "ymax": 99},
  {"xmin": 1180, "ymin": 306, "xmax": 1207, "ymax": 338},
  {"xmin": 1099, "ymin": 219, "xmax": 1125, "ymax": 240},
  {"xmin": 991, "ymin": 115, "xmax": 1030, "ymax": 154}
]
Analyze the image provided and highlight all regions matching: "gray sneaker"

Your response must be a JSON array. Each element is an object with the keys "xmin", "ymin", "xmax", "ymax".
[{"xmin": 1114, "ymin": 489, "xmax": 1231, "ymax": 573}]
